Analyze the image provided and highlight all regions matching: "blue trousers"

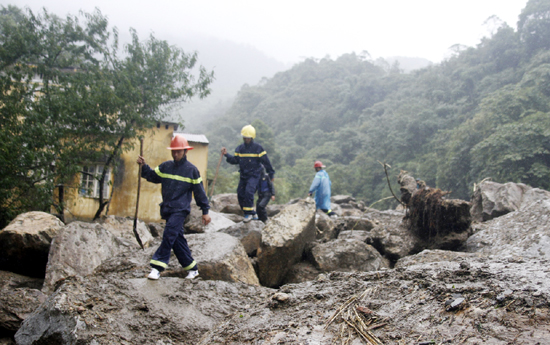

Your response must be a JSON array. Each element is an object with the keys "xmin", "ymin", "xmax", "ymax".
[
  {"xmin": 256, "ymin": 191, "xmax": 272, "ymax": 222},
  {"xmin": 237, "ymin": 175, "xmax": 260, "ymax": 215},
  {"xmin": 150, "ymin": 212, "xmax": 196, "ymax": 272}
]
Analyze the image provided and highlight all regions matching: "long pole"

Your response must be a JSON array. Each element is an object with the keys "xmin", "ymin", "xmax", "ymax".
[
  {"xmin": 133, "ymin": 138, "xmax": 145, "ymax": 250},
  {"xmin": 209, "ymin": 151, "xmax": 224, "ymax": 200}
]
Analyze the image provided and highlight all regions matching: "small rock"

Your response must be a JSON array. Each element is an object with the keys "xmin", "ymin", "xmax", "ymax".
[
  {"xmin": 496, "ymin": 289, "xmax": 513, "ymax": 302},
  {"xmin": 446, "ymin": 297, "xmax": 465, "ymax": 311},
  {"xmin": 272, "ymin": 293, "xmax": 291, "ymax": 303}
]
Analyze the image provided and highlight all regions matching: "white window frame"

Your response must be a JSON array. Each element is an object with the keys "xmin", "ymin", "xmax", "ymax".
[{"xmin": 80, "ymin": 164, "xmax": 111, "ymax": 198}]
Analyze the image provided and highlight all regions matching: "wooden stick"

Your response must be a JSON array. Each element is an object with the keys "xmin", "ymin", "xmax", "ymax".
[
  {"xmin": 133, "ymin": 138, "xmax": 145, "ymax": 250},
  {"xmin": 209, "ymin": 151, "xmax": 224, "ymax": 200}
]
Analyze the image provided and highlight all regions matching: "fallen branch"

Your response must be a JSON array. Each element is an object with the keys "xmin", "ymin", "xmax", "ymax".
[{"xmin": 378, "ymin": 161, "xmax": 406, "ymax": 206}]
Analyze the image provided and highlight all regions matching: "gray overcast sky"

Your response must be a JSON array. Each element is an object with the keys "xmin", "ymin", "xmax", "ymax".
[{"xmin": 5, "ymin": 0, "xmax": 530, "ymax": 64}]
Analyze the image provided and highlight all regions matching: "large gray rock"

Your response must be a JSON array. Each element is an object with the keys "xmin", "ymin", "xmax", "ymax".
[
  {"xmin": 336, "ymin": 204, "xmax": 363, "ymax": 217},
  {"xmin": 341, "ymin": 216, "xmax": 375, "ymax": 231},
  {"xmin": 15, "ymin": 275, "xmax": 274, "ymax": 345},
  {"xmin": 221, "ymin": 213, "xmax": 244, "ymax": 223},
  {"xmin": 398, "ymin": 170, "xmax": 417, "ymax": 205},
  {"xmin": 0, "ymin": 271, "xmax": 46, "ymax": 336},
  {"xmin": 281, "ymin": 261, "xmax": 321, "ymax": 285},
  {"xmin": 363, "ymin": 209, "xmax": 416, "ymax": 261},
  {"xmin": 185, "ymin": 206, "xmax": 235, "ymax": 233},
  {"xmin": 0, "ymin": 212, "xmax": 64, "ymax": 278},
  {"xmin": 266, "ymin": 204, "xmax": 285, "ymax": 217},
  {"xmin": 407, "ymin": 190, "xmax": 472, "ymax": 250},
  {"xmin": 315, "ymin": 211, "xmax": 339, "ymax": 240},
  {"xmin": 210, "ymin": 193, "xmax": 243, "ymax": 215},
  {"xmin": 220, "ymin": 221, "xmax": 264, "ymax": 256},
  {"xmin": 176, "ymin": 232, "xmax": 259, "ymax": 285},
  {"xmin": 257, "ymin": 199, "xmax": 316, "ymax": 287},
  {"xmin": 97, "ymin": 215, "xmax": 153, "ymax": 248},
  {"xmin": 470, "ymin": 181, "xmax": 550, "ymax": 222},
  {"xmin": 338, "ymin": 230, "xmax": 370, "ymax": 242},
  {"xmin": 331, "ymin": 195, "xmax": 355, "ymax": 204},
  {"xmin": 310, "ymin": 239, "xmax": 390, "ymax": 272},
  {"xmin": 42, "ymin": 222, "xmax": 131, "ymax": 294},
  {"xmin": 466, "ymin": 198, "xmax": 550, "ymax": 259},
  {"xmin": 395, "ymin": 249, "xmax": 484, "ymax": 269}
]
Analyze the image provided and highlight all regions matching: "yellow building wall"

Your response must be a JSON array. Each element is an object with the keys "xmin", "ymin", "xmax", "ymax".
[{"xmin": 65, "ymin": 125, "xmax": 209, "ymax": 223}]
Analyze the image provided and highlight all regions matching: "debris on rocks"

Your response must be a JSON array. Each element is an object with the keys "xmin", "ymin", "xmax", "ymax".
[{"xmin": 326, "ymin": 287, "xmax": 385, "ymax": 345}]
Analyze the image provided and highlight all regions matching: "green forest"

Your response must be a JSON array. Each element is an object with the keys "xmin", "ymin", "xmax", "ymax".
[{"xmin": 205, "ymin": 0, "xmax": 550, "ymax": 208}]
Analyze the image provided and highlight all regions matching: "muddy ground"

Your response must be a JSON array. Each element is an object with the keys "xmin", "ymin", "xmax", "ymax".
[
  {"xmin": 199, "ymin": 253, "xmax": 550, "ymax": 344},
  {"xmin": 12, "ymin": 243, "xmax": 550, "ymax": 344}
]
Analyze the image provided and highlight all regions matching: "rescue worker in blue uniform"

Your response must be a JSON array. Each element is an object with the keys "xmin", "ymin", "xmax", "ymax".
[
  {"xmin": 137, "ymin": 135, "xmax": 211, "ymax": 280},
  {"xmin": 256, "ymin": 164, "xmax": 275, "ymax": 223},
  {"xmin": 221, "ymin": 125, "xmax": 275, "ymax": 222},
  {"xmin": 308, "ymin": 160, "xmax": 336, "ymax": 217}
]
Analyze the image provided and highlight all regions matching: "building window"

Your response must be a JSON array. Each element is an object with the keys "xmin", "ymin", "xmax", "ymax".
[{"xmin": 80, "ymin": 164, "xmax": 111, "ymax": 198}]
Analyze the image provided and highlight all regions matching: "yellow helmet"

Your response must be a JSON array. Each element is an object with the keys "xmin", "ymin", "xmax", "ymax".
[{"xmin": 241, "ymin": 125, "xmax": 256, "ymax": 139}]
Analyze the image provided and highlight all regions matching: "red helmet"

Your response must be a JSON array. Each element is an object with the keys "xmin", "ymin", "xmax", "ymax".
[
  {"xmin": 314, "ymin": 160, "xmax": 325, "ymax": 168},
  {"xmin": 168, "ymin": 135, "xmax": 193, "ymax": 150}
]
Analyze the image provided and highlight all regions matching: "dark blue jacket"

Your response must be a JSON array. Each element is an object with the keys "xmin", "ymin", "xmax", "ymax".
[
  {"xmin": 141, "ymin": 157, "xmax": 210, "ymax": 219},
  {"xmin": 259, "ymin": 165, "xmax": 275, "ymax": 195},
  {"xmin": 225, "ymin": 140, "xmax": 275, "ymax": 179}
]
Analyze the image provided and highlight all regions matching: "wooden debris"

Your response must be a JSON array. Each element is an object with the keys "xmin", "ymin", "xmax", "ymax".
[{"xmin": 326, "ymin": 288, "xmax": 386, "ymax": 344}]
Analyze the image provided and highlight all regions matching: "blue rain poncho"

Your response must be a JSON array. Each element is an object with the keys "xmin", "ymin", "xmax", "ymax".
[{"xmin": 309, "ymin": 169, "xmax": 332, "ymax": 210}]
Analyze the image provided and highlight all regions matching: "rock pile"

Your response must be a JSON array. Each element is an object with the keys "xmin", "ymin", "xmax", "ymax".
[{"xmin": 1, "ymin": 179, "xmax": 550, "ymax": 344}]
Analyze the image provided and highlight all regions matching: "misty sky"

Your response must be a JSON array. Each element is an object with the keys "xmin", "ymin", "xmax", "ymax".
[{"xmin": 5, "ymin": 0, "xmax": 529, "ymax": 64}]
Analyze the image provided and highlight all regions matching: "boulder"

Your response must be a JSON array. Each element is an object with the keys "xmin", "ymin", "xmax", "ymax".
[
  {"xmin": 281, "ymin": 261, "xmax": 321, "ymax": 285},
  {"xmin": 395, "ymin": 249, "xmax": 484, "ymax": 269},
  {"xmin": 97, "ymin": 215, "xmax": 153, "ymax": 248},
  {"xmin": 362, "ymin": 209, "xmax": 416, "ymax": 261},
  {"xmin": 210, "ymin": 193, "xmax": 243, "ymax": 215},
  {"xmin": 166, "ymin": 232, "xmax": 259, "ymax": 285},
  {"xmin": 310, "ymin": 239, "xmax": 390, "ymax": 272},
  {"xmin": 466, "ymin": 198, "xmax": 550, "ymax": 259},
  {"xmin": 329, "ymin": 203, "xmax": 342, "ymax": 216},
  {"xmin": 42, "ymin": 222, "xmax": 131, "ymax": 294},
  {"xmin": 185, "ymin": 206, "xmax": 235, "ymax": 233},
  {"xmin": 406, "ymin": 189, "xmax": 472, "ymax": 250},
  {"xmin": 0, "ymin": 271, "xmax": 46, "ymax": 336},
  {"xmin": 257, "ymin": 199, "xmax": 316, "ymax": 287},
  {"xmin": 220, "ymin": 221, "xmax": 264, "ymax": 256},
  {"xmin": 331, "ymin": 195, "xmax": 355, "ymax": 204},
  {"xmin": 221, "ymin": 213, "xmax": 244, "ymax": 223},
  {"xmin": 398, "ymin": 170, "xmax": 417, "ymax": 205},
  {"xmin": 0, "ymin": 212, "xmax": 64, "ymax": 278},
  {"xmin": 315, "ymin": 211, "xmax": 339, "ymax": 240},
  {"xmin": 337, "ymin": 205, "xmax": 363, "ymax": 217},
  {"xmin": 15, "ymin": 275, "xmax": 274, "ymax": 345},
  {"xmin": 266, "ymin": 204, "xmax": 285, "ymax": 217},
  {"xmin": 341, "ymin": 216, "xmax": 375, "ymax": 231},
  {"xmin": 470, "ymin": 181, "xmax": 550, "ymax": 222},
  {"xmin": 338, "ymin": 230, "xmax": 369, "ymax": 242}
]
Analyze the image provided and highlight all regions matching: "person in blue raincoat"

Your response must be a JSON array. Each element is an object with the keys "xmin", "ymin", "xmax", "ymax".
[
  {"xmin": 308, "ymin": 160, "xmax": 336, "ymax": 217},
  {"xmin": 221, "ymin": 125, "xmax": 275, "ymax": 222}
]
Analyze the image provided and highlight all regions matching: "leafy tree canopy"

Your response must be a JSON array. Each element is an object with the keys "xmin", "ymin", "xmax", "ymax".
[
  {"xmin": 0, "ymin": 6, "xmax": 213, "ymax": 226},
  {"xmin": 205, "ymin": 0, "xmax": 550, "ymax": 208}
]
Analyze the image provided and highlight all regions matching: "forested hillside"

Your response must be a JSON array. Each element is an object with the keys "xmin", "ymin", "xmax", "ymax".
[{"xmin": 205, "ymin": 0, "xmax": 550, "ymax": 208}]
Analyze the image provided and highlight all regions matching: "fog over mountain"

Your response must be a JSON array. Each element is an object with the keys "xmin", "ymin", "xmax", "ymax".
[{"xmin": 160, "ymin": 34, "xmax": 289, "ymax": 132}]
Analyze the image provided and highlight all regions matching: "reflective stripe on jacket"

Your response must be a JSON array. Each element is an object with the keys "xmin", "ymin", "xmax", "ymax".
[
  {"xmin": 141, "ymin": 157, "xmax": 210, "ymax": 218},
  {"xmin": 225, "ymin": 140, "xmax": 275, "ymax": 179}
]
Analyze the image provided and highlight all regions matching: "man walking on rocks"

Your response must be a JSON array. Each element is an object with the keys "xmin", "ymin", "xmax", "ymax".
[
  {"xmin": 308, "ymin": 160, "xmax": 336, "ymax": 217},
  {"xmin": 137, "ymin": 135, "xmax": 211, "ymax": 280},
  {"xmin": 256, "ymin": 164, "xmax": 275, "ymax": 223},
  {"xmin": 221, "ymin": 124, "xmax": 275, "ymax": 222}
]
